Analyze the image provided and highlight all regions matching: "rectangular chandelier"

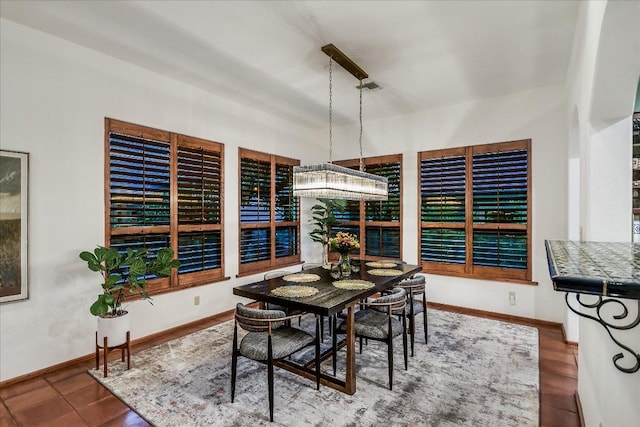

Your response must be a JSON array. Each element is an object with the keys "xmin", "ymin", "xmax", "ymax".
[{"xmin": 293, "ymin": 163, "xmax": 388, "ymax": 201}]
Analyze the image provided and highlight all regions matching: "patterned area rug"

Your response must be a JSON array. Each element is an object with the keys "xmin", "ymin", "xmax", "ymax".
[{"xmin": 90, "ymin": 309, "xmax": 539, "ymax": 426}]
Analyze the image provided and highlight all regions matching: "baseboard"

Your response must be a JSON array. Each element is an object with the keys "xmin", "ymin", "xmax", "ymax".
[
  {"xmin": 575, "ymin": 391, "xmax": 585, "ymax": 427},
  {"xmin": 428, "ymin": 301, "xmax": 565, "ymax": 330},
  {"xmin": 0, "ymin": 306, "xmax": 238, "ymax": 388},
  {"xmin": 561, "ymin": 323, "xmax": 579, "ymax": 348}
]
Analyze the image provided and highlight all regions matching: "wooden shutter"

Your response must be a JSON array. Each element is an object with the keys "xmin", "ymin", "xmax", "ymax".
[
  {"xmin": 176, "ymin": 136, "xmax": 224, "ymax": 282},
  {"xmin": 334, "ymin": 154, "xmax": 403, "ymax": 260},
  {"xmin": 238, "ymin": 149, "xmax": 300, "ymax": 275},
  {"xmin": 419, "ymin": 140, "xmax": 532, "ymax": 282},
  {"xmin": 471, "ymin": 144, "xmax": 529, "ymax": 273},
  {"xmin": 108, "ymin": 132, "xmax": 171, "ymax": 229},
  {"xmin": 419, "ymin": 149, "xmax": 466, "ymax": 272}
]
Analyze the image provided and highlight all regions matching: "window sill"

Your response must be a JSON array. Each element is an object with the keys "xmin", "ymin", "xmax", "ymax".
[
  {"xmin": 423, "ymin": 270, "xmax": 538, "ymax": 286},
  {"xmin": 236, "ymin": 261, "xmax": 304, "ymax": 279}
]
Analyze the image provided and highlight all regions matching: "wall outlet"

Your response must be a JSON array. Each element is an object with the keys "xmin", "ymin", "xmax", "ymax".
[
  {"xmin": 194, "ymin": 296, "xmax": 200, "ymax": 306},
  {"xmin": 509, "ymin": 291, "xmax": 516, "ymax": 306}
]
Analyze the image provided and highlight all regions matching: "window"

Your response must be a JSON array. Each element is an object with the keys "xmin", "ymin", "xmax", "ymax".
[
  {"xmin": 419, "ymin": 139, "xmax": 531, "ymax": 282},
  {"xmin": 238, "ymin": 148, "xmax": 300, "ymax": 275},
  {"xmin": 333, "ymin": 154, "xmax": 403, "ymax": 260},
  {"xmin": 105, "ymin": 118, "xmax": 225, "ymax": 293}
]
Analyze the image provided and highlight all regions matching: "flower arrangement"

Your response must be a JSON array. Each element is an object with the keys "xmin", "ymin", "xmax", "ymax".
[{"xmin": 329, "ymin": 231, "xmax": 360, "ymax": 254}]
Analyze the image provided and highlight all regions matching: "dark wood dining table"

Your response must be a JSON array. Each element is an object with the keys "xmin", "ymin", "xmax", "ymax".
[{"xmin": 233, "ymin": 262, "xmax": 422, "ymax": 395}]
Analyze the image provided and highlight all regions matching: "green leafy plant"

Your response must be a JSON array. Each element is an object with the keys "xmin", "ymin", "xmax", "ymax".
[
  {"xmin": 79, "ymin": 246, "xmax": 180, "ymax": 317},
  {"xmin": 309, "ymin": 198, "xmax": 346, "ymax": 262}
]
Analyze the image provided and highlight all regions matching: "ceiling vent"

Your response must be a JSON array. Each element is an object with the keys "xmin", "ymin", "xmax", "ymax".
[{"xmin": 358, "ymin": 81, "xmax": 381, "ymax": 91}]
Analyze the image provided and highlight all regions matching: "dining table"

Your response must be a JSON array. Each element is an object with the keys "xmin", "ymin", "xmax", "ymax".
[{"xmin": 233, "ymin": 261, "xmax": 422, "ymax": 395}]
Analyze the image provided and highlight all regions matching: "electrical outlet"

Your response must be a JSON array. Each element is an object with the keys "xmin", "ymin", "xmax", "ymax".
[
  {"xmin": 509, "ymin": 291, "xmax": 516, "ymax": 306},
  {"xmin": 194, "ymin": 296, "xmax": 200, "ymax": 306}
]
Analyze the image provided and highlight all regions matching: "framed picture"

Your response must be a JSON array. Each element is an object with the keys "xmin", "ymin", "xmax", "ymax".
[{"xmin": 0, "ymin": 150, "xmax": 29, "ymax": 303}]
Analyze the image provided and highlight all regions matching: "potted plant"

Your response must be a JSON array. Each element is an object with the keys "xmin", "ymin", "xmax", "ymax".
[
  {"xmin": 308, "ymin": 198, "xmax": 346, "ymax": 265},
  {"xmin": 79, "ymin": 246, "xmax": 180, "ymax": 347}
]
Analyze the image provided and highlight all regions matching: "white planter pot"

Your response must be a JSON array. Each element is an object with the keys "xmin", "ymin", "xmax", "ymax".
[{"xmin": 97, "ymin": 311, "xmax": 130, "ymax": 347}]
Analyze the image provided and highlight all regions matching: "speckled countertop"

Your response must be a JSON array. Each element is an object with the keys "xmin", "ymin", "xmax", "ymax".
[{"xmin": 545, "ymin": 240, "xmax": 640, "ymax": 300}]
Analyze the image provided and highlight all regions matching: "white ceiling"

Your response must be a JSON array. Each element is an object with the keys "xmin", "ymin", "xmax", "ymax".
[{"xmin": 0, "ymin": 0, "xmax": 580, "ymax": 128}]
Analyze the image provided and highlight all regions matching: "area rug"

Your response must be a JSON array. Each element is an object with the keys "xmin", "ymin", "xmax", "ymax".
[{"xmin": 90, "ymin": 309, "xmax": 539, "ymax": 426}]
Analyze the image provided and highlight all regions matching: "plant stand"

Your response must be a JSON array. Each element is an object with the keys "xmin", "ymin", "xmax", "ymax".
[{"xmin": 95, "ymin": 330, "xmax": 130, "ymax": 377}]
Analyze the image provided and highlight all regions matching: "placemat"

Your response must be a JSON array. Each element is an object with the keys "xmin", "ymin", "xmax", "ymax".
[
  {"xmin": 270, "ymin": 285, "xmax": 319, "ymax": 298},
  {"xmin": 367, "ymin": 269, "xmax": 404, "ymax": 276},
  {"xmin": 332, "ymin": 280, "xmax": 375, "ymax": 290},
  {"xmin": 282, "ymin": 273, "xmax": 321, "ymax": 283},
  {"xmin": 366, "ymin": 261, "xmax": 397, "ymax": 268}
]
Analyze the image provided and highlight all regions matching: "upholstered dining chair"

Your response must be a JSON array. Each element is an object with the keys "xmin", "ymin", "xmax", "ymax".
[
  {"xmin": 301, "ymin": 262, "xmax": 324, "ymax": 270},
  {"xmin": 334, "ymin": 287, "xmax": 408, "ymax": 390},
  {"xmin": 231, "ymin": 303, "xmax": 321, "ymax": 422},
  {"xmin": 395, "ymin": 274, "xmax": 428, "ymax": 357}
]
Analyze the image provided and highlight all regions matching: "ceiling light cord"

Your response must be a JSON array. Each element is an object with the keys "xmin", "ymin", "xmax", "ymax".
[
  {"xmin": 328, "ymin": 56, "xmax": 333, "ymax": 164},
  {"xmin": 359, "ymin": 79, "xmax": 363, "ymax": 172}
]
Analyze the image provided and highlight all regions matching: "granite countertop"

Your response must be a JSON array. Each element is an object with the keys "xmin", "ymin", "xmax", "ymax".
[{"xmin": 545, "ymin": 240, "xmax": 640, "ymax": 300}]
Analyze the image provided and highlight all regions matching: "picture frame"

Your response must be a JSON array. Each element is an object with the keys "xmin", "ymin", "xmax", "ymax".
[{"xmin": 0, "ymin": 150, "xmax": 29, "ymax": 303}]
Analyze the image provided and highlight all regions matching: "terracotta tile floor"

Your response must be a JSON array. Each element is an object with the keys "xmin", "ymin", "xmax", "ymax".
[{"xmin": 0, "ymin": 307, "xmax": 579, "ymax": 426}]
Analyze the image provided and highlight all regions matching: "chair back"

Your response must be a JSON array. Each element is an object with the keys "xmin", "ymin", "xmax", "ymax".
[
  {"xmin": 235, "ymin": 303, "xmax": 286, "ymax": 332},
  {"xmin": 369, "ymin": 287, "xmax": 406, "ymax": 315},
  {"xmin": 264, "ymin": 270, "xmax": 289, "ymax": 280},
  {"xmin": 301, "ymin": 263, "xmax": 323, "ymax": 271},
  {"xmin": 396, "ymin": 275, "xmax": 426, "ymax": 298}
]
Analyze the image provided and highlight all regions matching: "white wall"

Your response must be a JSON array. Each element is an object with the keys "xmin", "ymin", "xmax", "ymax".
[
  {"xmin": 327, "ymin": 84, "xmax": 569, "ymax": 322},
  {"xmin": 565, "ymin": 1, "xmax": 640, "ymax": 425},
  {"xmin": 0, "ymin": 19, "xmax": 323, "ymax": 381}
]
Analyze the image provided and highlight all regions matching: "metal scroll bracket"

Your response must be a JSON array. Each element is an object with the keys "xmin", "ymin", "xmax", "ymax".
[{"xmin": 565, "ymin": 293, "xmax": 640, "ymax": 373}]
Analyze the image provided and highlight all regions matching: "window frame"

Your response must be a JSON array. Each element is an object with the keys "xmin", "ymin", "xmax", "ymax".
[
  {"xmin": 418, "ymin": 139, "xmax": 532, "ymax": 283},
  {"xmin": 238, "ymin": 148, "xmax": 300, "ymax": 276},
  {"xmin": 333, "ymin": 153, "xmax": 403, "ymax": 261},
  {"xmin": 104, "ymin": 118, "xmax": 226, "ymax": 295}
]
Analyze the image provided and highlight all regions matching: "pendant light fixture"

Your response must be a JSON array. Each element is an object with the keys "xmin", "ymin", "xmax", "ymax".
[{"xmin": 293, "ymin": 44, "xmax": 388, "ymax": 201}]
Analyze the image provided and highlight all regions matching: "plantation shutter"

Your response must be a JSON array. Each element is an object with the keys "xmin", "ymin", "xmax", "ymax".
[
  {"xmin": 106, "ymin": 118, "xmax": 226, "ymax": 291},
  {"xmin": 420, "ymin": 152, "xmax": 466, "ymax": 266},
  {"xmin": 472, "ymin": 148, "xmax": 528, "ymax": 270},
  {"xmin": 418, "ymin": 140, "xmax": 531, "ymax": 281},
  {"xmin": 176, "ymin": 138, "xmax": 224, "ymax": 278},
  {"xmin": 238, "ymin": 149, "xmax": 300, "ymax": 274},
  {"xmin": 333, "ymin": 155, "xmax": 403, "ymax": 260},
  {"xmin": 109, "ymin": 132, "xmax": 171, "ymax": 228}
]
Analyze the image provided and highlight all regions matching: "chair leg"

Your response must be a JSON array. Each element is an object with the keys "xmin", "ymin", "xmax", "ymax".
[
  {"xmin": 387, "ymin": 333, "xmax": 394, "ymax": 391},
  {"xmin": 402, "ymin": 314, "xmax": 408, "ymax": 371},
  {"xmin": 423, "ymin": 296, "xmax": 428, "ymax": 344},
  {"xmin": 231, "ymin": 323, "xmax": 238, "ymax": 402},
  {"xmin": 359, "ymin": 336, "xmax": 363, "ymax": 354},
  {"xmin": 409, "ymin": 305, "xmax": 415, "ymax": 357},
  {"xmin": 268, "ymin": 336, "xmax": 274, "ymax": 422}
]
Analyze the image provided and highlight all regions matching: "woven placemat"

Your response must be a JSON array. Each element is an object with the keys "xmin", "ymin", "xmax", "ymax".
[
  {"xmin": 366, "ymin": 261, "xmax": 397, "ymax": 268},
  {"xmin": 282, "ymin": 273, "xmax": 321, "ymax": 283},
  {"xmin": 332, "ymin": 280, "xmax": 375, "ymax": 290},
  {"xmin": 270, "ymin": 285, "xmax": 319, "ymax": 298},
  {"xmin": 367, "ymin": 269, "xmax": 404, "ymax": 276}
]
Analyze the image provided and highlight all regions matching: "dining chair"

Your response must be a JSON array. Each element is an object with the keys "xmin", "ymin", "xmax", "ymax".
[
  {"xmin": 395, "ymin": 274, "xmax": 428, "ymax": 357},
  {"xmin": 301, "ymin": 262, "xmax": 324, "ymax": 270},
  {"xmin": 231, "ymin": 303, "xmax": 321, "ymax": 422},
  {"xmin": 334, "ymin": 287, "xmax": 408, "ymax": 390}
]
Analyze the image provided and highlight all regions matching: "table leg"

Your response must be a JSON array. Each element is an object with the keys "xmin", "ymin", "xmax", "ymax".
[{"xmin": 344, "ymin": 303, "xmax": 356, "ymax": 395}]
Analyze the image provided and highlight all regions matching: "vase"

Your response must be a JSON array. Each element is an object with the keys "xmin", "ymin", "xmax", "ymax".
[
  {"xmin": 97, "ymin": 311, "xmax": 130, "ymax": 347},
  {"xmin": 338, "ymin": 252, "xmax": 352, "ymax": 277}
]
